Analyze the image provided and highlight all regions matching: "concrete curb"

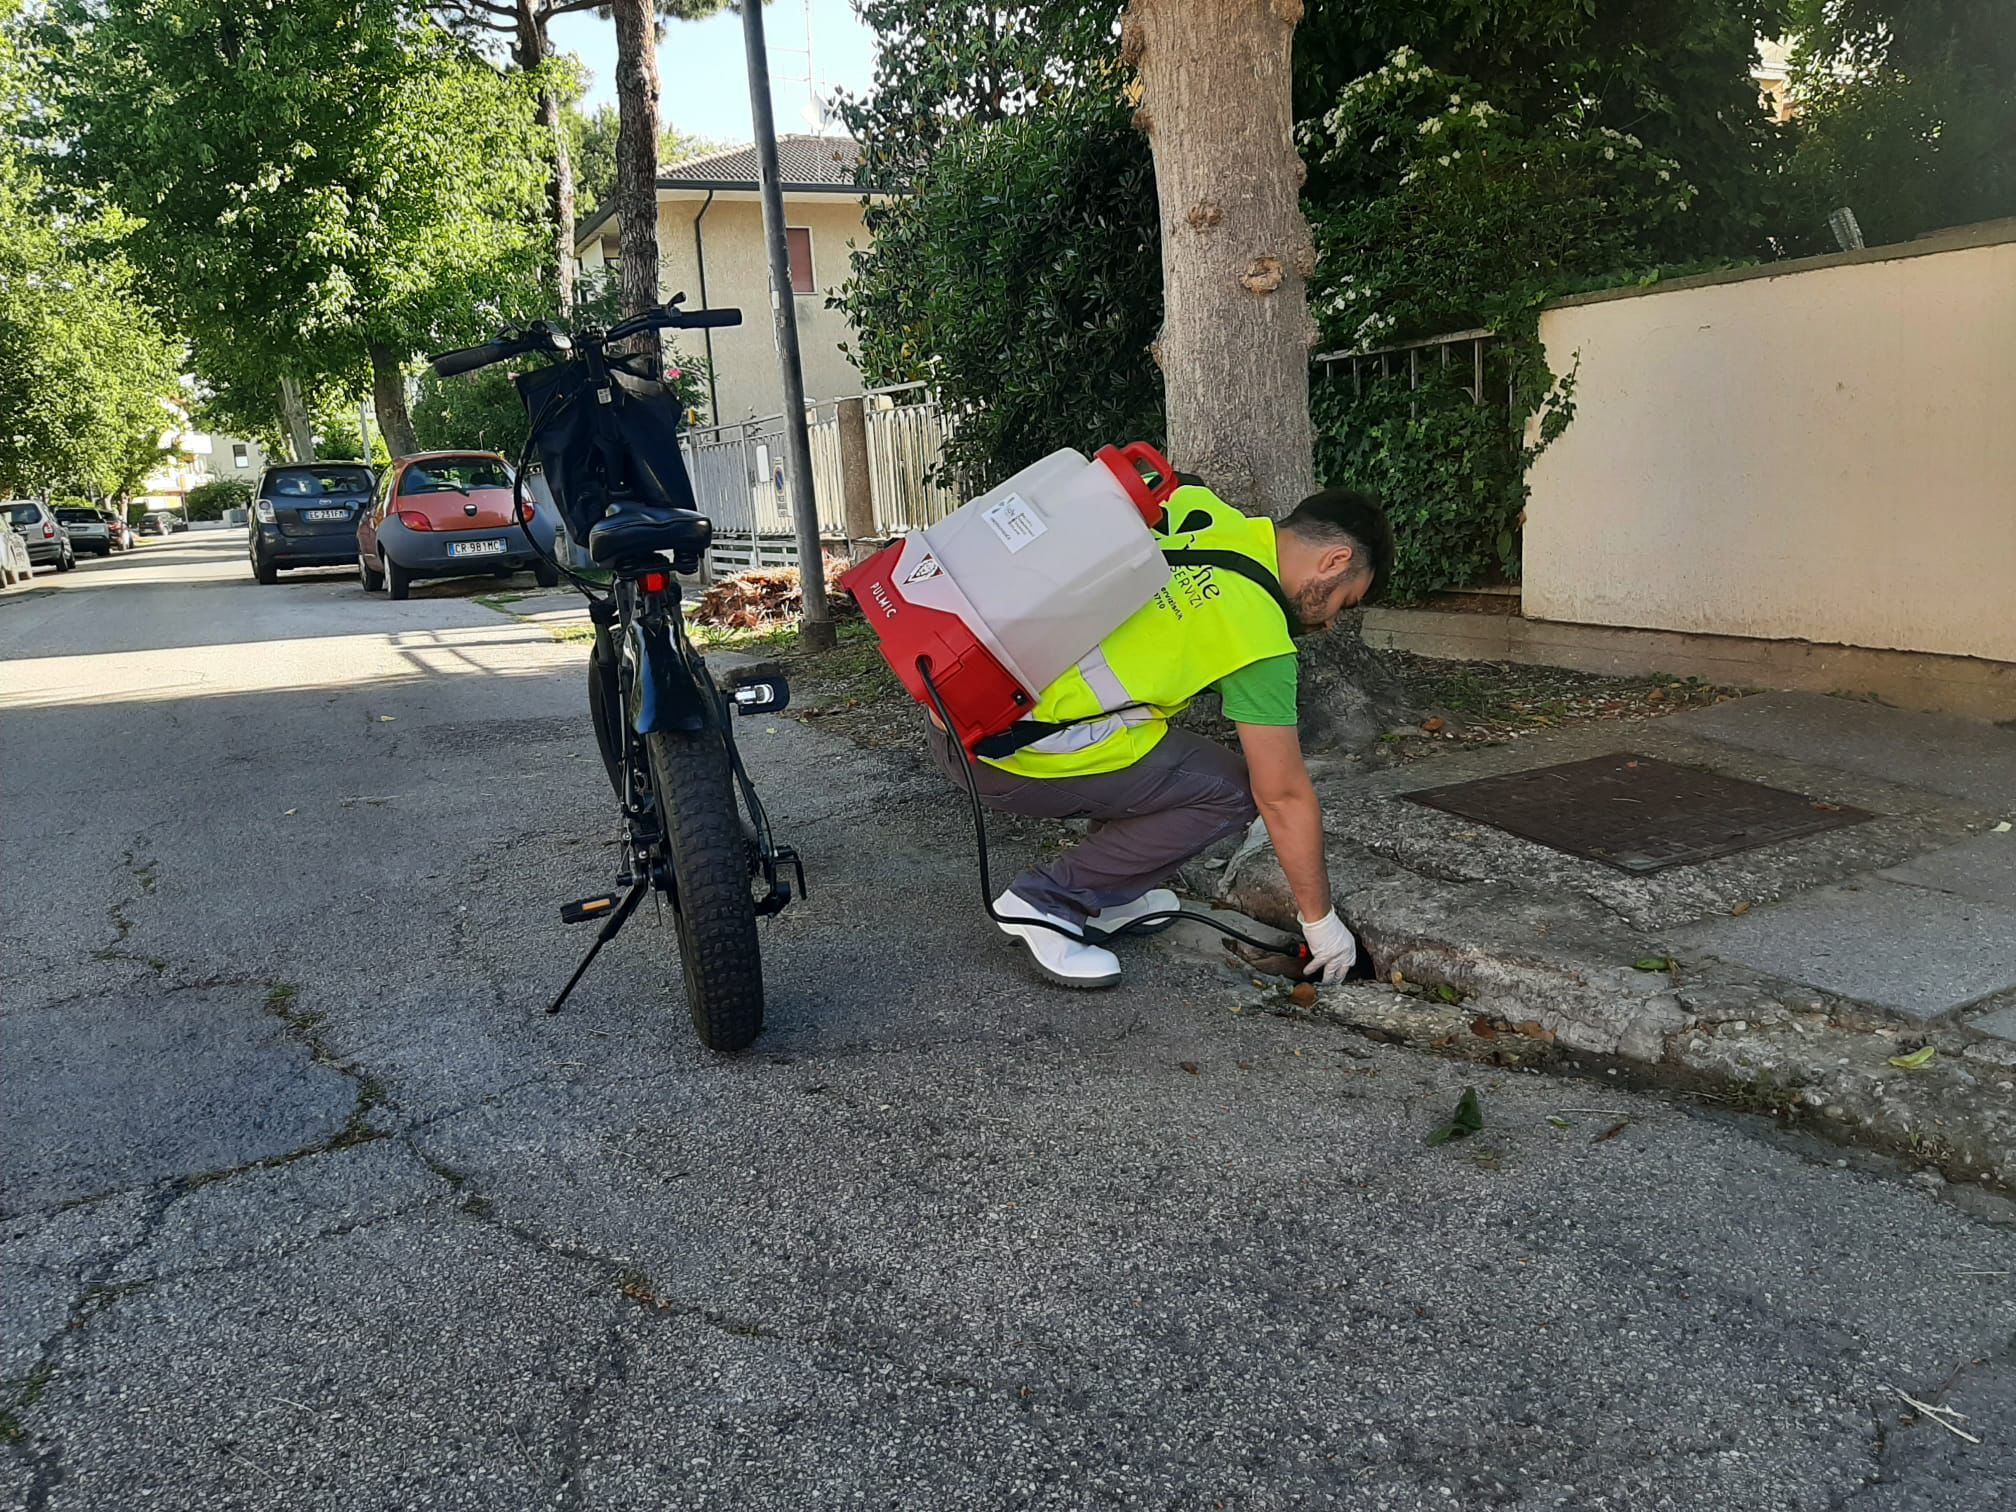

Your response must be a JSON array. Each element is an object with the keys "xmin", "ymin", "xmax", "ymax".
[{"xmin": 1215, "ymin": 847, "xmax": 2016, "ymax": 1193}]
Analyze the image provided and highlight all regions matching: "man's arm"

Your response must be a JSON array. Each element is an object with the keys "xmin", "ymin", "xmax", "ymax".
[{"xmin": 1234, "ymin": 722, "xmax": 1330, "ymax": 922}]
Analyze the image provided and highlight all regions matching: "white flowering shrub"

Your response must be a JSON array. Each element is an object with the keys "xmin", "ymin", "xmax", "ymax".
[{"xmin": 1305, "ymin": 54, "xmax": 1695, "ymax": 353}]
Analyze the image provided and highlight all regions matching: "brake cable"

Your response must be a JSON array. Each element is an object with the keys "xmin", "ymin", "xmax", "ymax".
[{"xmin": 914, "ymin": 657, "xmax": 1310, "ymax": 963}]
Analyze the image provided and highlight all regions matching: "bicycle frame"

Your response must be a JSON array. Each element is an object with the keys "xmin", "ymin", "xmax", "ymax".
[{"xmin": 588, "ymin": 556, "xmax": 803, "ymax": 919}]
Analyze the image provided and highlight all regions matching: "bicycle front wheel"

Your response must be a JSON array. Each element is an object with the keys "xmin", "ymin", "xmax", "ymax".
[{"xmin": 645, "ymin": 727, "xmax": 764, "ymax": 1051}]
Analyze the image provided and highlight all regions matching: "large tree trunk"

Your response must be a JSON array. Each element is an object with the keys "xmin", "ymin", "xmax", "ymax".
[
  {"xmin": 610, "ymin": 0, "xmax": 661, "ymax": 363},
  {"xmin": 1123, "ymin": 0, "xmax": 1317, "ymax": 518},
  {"xmin": 368, "ymin": 344, "xmax": 421, "ymax": 459},
  {"xmin": 515, "ymin": 1, "xmax": 575, "ymax": 315},
  {"xmin": 277, "ymin": 376, "xmax": 316, "ymax": 463}
]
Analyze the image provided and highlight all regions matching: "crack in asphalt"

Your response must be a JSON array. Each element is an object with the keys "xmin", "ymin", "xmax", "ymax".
[{"xmin": 7, "ymin": 1183, "xmax": 184, "ymax": 1511}]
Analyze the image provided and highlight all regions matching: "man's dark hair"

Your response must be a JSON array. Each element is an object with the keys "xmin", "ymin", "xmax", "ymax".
[{"xmin": 1281, "ymin": 488, "xmax": 1394, "ymax": 600}]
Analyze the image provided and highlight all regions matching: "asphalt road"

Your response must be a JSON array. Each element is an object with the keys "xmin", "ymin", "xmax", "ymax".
[{"xmin": 3, "ymin": 534, "xmax": 2012, "ymax": 1511}]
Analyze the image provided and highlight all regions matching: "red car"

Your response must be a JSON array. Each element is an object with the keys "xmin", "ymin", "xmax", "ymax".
[{"xmin": 356, "ymin": 451, "xmax": 562, "ymax": 600}]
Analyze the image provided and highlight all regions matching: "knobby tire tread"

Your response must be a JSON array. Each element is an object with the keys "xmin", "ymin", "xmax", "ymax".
[{"xmin": 645, "ymin": 727, "xmax": 763, "ymax": 1051}]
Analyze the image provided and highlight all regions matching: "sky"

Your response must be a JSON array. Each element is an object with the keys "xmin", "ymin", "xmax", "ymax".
[{"xmin": 549, "ymin": 0, "xmax": 880, "ymax": 147}]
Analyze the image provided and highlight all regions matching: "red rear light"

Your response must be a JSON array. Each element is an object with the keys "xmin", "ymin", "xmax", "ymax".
[
  {"xmin": 397, "ymin": 510, "xmax": 433, "ymax": 531},
  {"xmin": 639, "ymin": 570, "xmax": 670, "ymax": 593},
  {"xmin": 42, "ymin": 521, "xmax": 54, "ymax": 538},
  {"xmin": 516, "ymin": 499, "xmax": 537, "ymax": 523}
]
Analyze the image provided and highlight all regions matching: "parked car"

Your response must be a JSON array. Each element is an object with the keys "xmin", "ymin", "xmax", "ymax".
[
  {"xmin": 357, "ymin": 452, "xmax": 560, "ymax": 600},
  {"xmin": 136, "ymin": 512, "xmax": 165, "ymax": 537},
  {"xmin": 4, "ymin": 500, "xmax": 75, "ymax": 572},
  {"xmin": 102, "ymin": 511, "xmax": 135, "ymax": 551},
  {"xmin": 247, "ymin": 462, "xmax": 376, "ymax": 583},
  {"xmin": 162, "ymin": 512, "xmax": 189, "ymax": 534},
  {"xmin": 54, "ymin": 506, "xmax": 113, "ymax": 557}
]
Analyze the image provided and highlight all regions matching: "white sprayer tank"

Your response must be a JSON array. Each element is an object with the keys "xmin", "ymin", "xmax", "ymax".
[{"xmin": 913, "ymin": 445, "xmax": 1174, "ymax": 695}]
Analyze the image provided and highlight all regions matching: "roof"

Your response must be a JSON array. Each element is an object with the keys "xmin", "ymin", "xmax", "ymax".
[
  {"xmin": 662, "ymin": 135, "xmax": 861, "ymax": 187},
  {"xmin": 575, "ymin": 135, "xmax": 864, "ymax": 247}
]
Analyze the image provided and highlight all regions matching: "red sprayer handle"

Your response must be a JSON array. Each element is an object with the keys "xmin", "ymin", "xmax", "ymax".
[{"xmin": 1095, "ymin": 442, "xmax": 1179, "ymax": 526}]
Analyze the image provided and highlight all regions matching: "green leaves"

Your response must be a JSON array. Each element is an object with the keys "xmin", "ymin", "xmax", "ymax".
[
  {"xmin": 1426, "ymin": 1086, "xmax": 1484, "ymax": 1146},
  {"xmin": 46, "ymin": 0, "xmax": 551, "ymax": 438}
]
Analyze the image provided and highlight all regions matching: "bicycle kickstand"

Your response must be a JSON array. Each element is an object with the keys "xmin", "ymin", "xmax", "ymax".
[{"xmin": 547, "ymin": 879, "xmax": 649, "ymax": 1015}]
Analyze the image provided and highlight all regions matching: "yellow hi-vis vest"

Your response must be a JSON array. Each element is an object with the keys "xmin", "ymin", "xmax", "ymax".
[{"xmin": 982, "ymin": 492, "xmax": 1297, "ymax": 779}]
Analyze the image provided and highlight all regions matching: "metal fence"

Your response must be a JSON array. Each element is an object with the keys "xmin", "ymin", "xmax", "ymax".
[
  {"xmin": 681, "ymin": 383, "xmax": 960, "ymax": 575},
  {"xmin": 1312, "ymin": 327, "xmax": 1501, "ymax": 409}
]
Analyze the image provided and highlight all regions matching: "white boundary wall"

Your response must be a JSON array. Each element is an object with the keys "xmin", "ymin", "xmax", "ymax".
[{"xmin": 1523, "ymin": 223, "xmax": 2016, "ymax": 663}]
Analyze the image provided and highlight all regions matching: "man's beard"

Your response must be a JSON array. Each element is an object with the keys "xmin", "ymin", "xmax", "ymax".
[{"xmin": 1289, "ymin": 573, "xmax": 1346, "ymax": 635}]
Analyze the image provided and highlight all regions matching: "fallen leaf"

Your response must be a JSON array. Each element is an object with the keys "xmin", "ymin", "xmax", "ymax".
[
  {"xmin": 1888, "ymin": 1045, "xmax": 1937, "ymax": 1070},
  {"xmin": 1594, "ymin": 1119, "xmax": 1630, "ymax": 1143},
  {"xmin": 1421, "ymin": 716, "xmax": 1445, "ymax": 733},
  {"xmin": 1389, "ymin": 970, "xmax": 1406, "ymax": 987},
  {"xmin": 1469, "ymin": 1016, "xmax": 1498, "ymax": 1040},
  {"xmin": 377, "ymin": 715, "xmax": 395, "ymax": 723},
  {"xmin": 1546, "ymin": 1116, "xmax": 1571, "ymax": 1128},
  {"xmin": 1289, "ymin": 983, "xmax": 1316, "ymax": 1007},
  {"xmin": 1811, "ymin": 800, "xmax": 1844, "ymax": 813},
  {"xmin": 1515, "ymin": 1020, "xmax": 1556, "ymax": 1043},
  {"xmin": 1731, "ymin": 901, "xmax": 1752, "ymax": 917},
  {"xmin": 1178, "ymin": 1061, "xmax": 1200, "ymax": 1076},
  {"xmin": 1632, "ymin": 957, "xmax": 1672, "ymax": 972},
  {"xmin": 283, "ymin": 808, "xmax": 298, "ymax": 817},
  {"xmin": 1426, "ymin": 1086, "xmax": 1484, "ymax": 1146},
  {"xmin": 1994, "ymin": 821, "xmax": 2012, "ymax": 834},
  {"xmin": 1236, "ymin": 1061, "xmax": 1252, "ymax": 1070},
  {"xmin": 1436, "ymin": 983, "xmax": 1462, "ymax": 1005}
]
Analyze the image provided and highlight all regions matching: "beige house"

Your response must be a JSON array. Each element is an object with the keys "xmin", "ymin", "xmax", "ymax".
[{"xmin": 573, "ymin": 136, "xmax": 874, "ymax": 425}]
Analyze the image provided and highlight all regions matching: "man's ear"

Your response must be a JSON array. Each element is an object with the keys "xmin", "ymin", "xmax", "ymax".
[{"xmin": 1323, "ymin": 542, "xmax": 1357, "ymax": 579}]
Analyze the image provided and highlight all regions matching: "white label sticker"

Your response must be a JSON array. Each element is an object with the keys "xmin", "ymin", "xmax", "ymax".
[
  {"xmin": 980, "ymin": 492, "xmax": 1047, "ymax": 554},
  {"xmin": 903, "ymin": 552, "xmax": 943, "ymax": 585}
]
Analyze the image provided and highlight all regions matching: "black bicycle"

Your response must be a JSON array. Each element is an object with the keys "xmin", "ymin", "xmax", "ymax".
[{"xmin": 429, "ymin": 298, "xmax": 804, "ymax": 1051}]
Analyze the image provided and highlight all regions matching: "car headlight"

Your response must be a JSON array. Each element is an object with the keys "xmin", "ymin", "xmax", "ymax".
[{"xmin": 254, "ymin": 498, "xmax": 275, "ymax": 523}]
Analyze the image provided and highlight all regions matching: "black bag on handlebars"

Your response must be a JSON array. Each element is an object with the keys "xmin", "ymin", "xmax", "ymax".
[{"xmin": 513, "ymin": 361, "xmax": 701, "ymax": 544}]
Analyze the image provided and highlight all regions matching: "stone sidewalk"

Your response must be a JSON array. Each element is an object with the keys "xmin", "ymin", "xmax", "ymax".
[{"xmin": 1201, "ymin": 692, "xmax": 2016, "ymax": 1189}]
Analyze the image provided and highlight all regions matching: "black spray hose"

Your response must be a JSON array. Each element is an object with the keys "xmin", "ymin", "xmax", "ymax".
[{"xmin": 915, "ymin": 657, "xmax": 1305, "ymax": 960}]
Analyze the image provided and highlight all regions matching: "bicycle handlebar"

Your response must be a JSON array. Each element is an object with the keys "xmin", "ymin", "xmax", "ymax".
[{"xmin": 428, "ymin": 300, "xmax": 742, "ymax": 379}]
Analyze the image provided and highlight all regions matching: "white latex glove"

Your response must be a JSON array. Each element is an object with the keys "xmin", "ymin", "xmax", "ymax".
[{"xmin": 1298, "ymin": 909, "xmax": 1358, "ymax": 983}]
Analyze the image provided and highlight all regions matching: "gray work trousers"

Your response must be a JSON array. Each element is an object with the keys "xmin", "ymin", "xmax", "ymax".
[{"xmin": 930, "ymin": 724, "xmax": 1258, "ymax": 923}]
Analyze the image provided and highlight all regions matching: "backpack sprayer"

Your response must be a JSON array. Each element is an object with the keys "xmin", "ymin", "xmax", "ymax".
[{"xmin": 839, "ymin": 444, "xmax": 1309, "ymax": 967}]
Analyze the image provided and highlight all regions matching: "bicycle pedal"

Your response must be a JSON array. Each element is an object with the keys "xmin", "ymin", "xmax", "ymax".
[{"xmin": 560, "ymin": 893, "xmax": 623, "ymax": 925}]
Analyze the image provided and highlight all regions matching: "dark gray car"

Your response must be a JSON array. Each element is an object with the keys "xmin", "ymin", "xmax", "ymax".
[
  {"xmin": 54, "ymin": 506, "xmax": 113, "ymax": 557},
  {"xmin": 247, "ymin": 464, "xmax": 376, "ymax": 583}
]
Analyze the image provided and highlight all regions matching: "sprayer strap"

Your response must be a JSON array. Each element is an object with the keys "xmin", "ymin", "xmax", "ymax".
[{"xmin": 1160, "ymin": 549, "xmax": 1296, "ymax": 627}]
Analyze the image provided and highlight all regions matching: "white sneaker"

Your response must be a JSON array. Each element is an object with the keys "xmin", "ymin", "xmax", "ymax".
[
  {"xmin": 993, "ymin": 890, "xmax": 1122, "ymax": 989},
  {"xmin": 1088, "ymin": 887, "xmax": 1182, "ymax": 938}
]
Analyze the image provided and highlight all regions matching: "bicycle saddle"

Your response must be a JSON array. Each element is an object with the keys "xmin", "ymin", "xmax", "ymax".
[{"xmin": 587, "ymin": 504, "xmax": 714, "ymax": 566}]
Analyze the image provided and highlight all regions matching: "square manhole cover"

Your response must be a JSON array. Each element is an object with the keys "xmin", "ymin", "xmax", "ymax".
[{"xmin": 1402, "ymin": 752, "xmax": 1873, "ymax": 873}]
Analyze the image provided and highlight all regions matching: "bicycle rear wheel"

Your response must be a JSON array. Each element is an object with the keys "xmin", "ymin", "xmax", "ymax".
[{"xmin": 645, "ymin": 726, "xmax": 764, "ymax": 1050}]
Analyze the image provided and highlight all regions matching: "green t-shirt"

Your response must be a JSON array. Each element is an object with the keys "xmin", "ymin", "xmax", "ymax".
[{"xmin": 1216, "ymin": 652, "xmax": 1298, "ymax": 726}]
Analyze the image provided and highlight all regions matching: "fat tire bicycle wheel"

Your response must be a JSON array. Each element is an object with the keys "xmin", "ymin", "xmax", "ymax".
[{"xmin": 645, "ymin": 726, "xmax": 763, "ymax": 1051}]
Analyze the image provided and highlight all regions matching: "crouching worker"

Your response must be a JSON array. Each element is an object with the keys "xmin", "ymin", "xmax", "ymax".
[{"xmin": 929, "ymin": 485, "xmax": 1393, "ymax": 989}]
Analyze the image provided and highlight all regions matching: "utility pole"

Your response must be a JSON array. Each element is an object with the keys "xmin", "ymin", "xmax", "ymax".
[{"xmin": 740, "ymin": 0, "xmax": 835, "ymax": 651}]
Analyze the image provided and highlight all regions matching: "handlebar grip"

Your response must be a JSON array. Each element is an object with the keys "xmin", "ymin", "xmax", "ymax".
[
  {"xmin": 429, "ymin": 342, "xmax": 508, "ymax": 378},
  {"xmin": 676, "ymin": 308, "xmax": 742, "ymax": 330}
]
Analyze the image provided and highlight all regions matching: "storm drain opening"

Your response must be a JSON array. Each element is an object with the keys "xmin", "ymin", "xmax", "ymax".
[{"xmin": 1402, "ymin": 752, "xmax": 1874, "ymax": 873}]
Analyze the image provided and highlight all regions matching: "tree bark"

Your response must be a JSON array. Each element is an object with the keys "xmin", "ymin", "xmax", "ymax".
[
  {"xmin": 514, "ymin": 1, "xmax": 575, "ymax": 315},
  {"xmin": 1123, "ymin": 0, "xmax": 1317, "ymax": 518},
  {"xmin": 277, "ymin": 376, "xmax": 316, "ymax": 463},
  {"xmin": 610, "ymin": 0, "xmax": 662, "ymax": 363},
  {"xmin": 368, "ymin": 344, "xmax": 421, "ymax": 459}
]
